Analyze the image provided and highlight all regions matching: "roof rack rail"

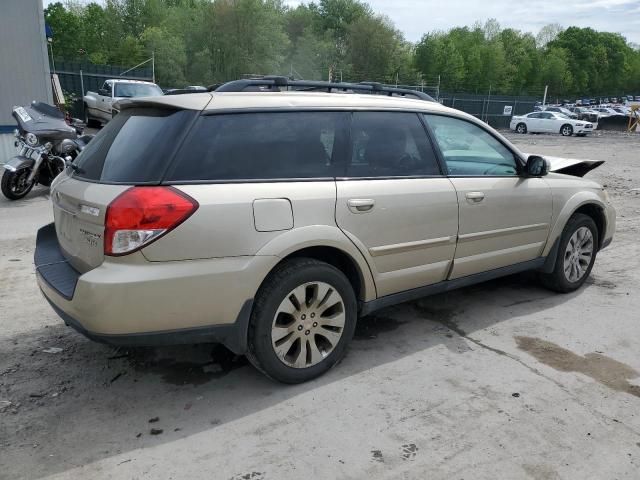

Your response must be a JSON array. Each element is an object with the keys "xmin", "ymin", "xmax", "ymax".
[{"xmin": 209, "ymin": 76, "xmax": 435, "ymax": 101}]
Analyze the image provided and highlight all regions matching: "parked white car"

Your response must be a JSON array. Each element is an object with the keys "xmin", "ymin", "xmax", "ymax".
[
  {"xmin": 591, "ymin": 107, "xmax": 620, "ymax": 118},
  {"xmin": 83, "ymin": 79, "xmax": 163, "ymax": 126},
  {"xmin": 510, "ymin": 111, "xmax": 594, "ymax": 136}
]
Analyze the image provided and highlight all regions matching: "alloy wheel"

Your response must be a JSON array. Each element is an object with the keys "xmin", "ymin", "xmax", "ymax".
[
  {"xmin": 271, "ymin": 281, "xmax": 346, "ymax": 369},
  {"xmin": 563, "ymin": 226, "xmax": 594, "ymax": 282}
]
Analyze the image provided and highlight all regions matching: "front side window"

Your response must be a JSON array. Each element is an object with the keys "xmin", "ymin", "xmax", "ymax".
[
  {"xmin": 167, "ymin": 112, "xmax": 347, "ymax": 181},
  {"xmin": 347, "ymin": 112, "xmax": 440, "ymax": 177},
  {"xmin": 424, "ymin": 114, "xmax": 518, "ymax": 176}
]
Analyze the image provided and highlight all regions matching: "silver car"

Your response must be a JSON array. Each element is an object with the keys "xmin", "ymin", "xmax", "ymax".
[{"xmin": 35, "ymin": 79, "xmax": 615, "ymax": 383}]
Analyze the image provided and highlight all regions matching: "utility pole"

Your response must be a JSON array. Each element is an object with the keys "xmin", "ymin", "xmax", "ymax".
[
  {"xmin": 485, "ymin": 84, "xmax": 492, "ymax": 122},
  {"xmin": 152, "ymin": 51, "xmax": 155, "ymax": 84},
  {"xmin": 542, "ymin": 85, "xmax": 548, "ymax": 106}
]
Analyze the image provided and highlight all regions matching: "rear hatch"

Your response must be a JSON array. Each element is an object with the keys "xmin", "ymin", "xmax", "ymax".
[{"xmin": 51, "ymin": 105, "xmax": 200, "ymax": 273}]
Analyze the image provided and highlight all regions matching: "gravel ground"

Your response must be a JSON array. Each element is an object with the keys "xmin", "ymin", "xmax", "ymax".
[{"xmin": 1, "ymin": 130, "xmax": 639, "ymax": 480}]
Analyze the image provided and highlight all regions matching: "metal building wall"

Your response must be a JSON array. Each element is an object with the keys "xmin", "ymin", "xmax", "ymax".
[{"xmin": 0, "ymin": 0, "xmax": 52, "ymax": 162}]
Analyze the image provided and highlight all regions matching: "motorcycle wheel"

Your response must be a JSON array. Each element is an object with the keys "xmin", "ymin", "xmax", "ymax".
[{"xmin": 1, "ymin": 169, "xmax": 35, "ymax": 200}]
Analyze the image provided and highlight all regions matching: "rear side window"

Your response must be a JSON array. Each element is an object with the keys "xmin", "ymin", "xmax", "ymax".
[
  {"xmin": 167, "ymin": 112, "xmax": 348, "ymax": 181},
  {"xmin": 348, "ymin": 112, "xmax": 440, "ymax": 177},
  {"xmin": 73, "ymin": 108, "xmax": 194, "ymax": 183}
]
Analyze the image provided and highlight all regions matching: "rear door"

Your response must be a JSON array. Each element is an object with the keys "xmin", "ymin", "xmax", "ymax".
[
  {"xmin": 335, "ymin": 112, "xmax": 458, "ymax": 297},
  {"xmin": 424, "ymin": 114, "xmax": 552, "ymax": 279}
]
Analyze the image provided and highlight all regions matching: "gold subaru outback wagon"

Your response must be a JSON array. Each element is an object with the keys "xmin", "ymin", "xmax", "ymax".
[{"xmin": 35, "ymin": 78, "xmax": 615, "ymax": 383}]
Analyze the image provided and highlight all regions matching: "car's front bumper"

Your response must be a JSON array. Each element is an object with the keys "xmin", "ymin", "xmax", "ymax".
[
  {"xmin": 574, "ymin": 124, "xmax": 594, "ymax": 134},
  {"xmin": 602, "ymin": 202, "xmax": 616, "ymax": 250},
  {"xmin": 35, "ymin": 223, "xmax": 276, "ymax": 353}
]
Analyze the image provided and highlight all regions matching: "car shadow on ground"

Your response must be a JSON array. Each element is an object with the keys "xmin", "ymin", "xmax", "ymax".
[{"xmin": 0, "ymin": 270, "xmax": 603, "ymax": 478}]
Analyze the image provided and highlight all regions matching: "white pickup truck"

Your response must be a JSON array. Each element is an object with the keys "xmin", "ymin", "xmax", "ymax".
[{"xmin": 83, "ymin": 79, "xmax": 163, "ymax": 126}]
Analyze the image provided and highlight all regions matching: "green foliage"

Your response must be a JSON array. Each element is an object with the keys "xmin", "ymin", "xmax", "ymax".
[
  {"xmin": 44, "ymin": 2, "xmax": 640, "ymax": 97},
  {"xmin": 414, "ymin": 20, "xmax": 640, "ymax": 97}
]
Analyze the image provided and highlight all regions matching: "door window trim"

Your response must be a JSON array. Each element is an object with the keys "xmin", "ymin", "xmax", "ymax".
[
  {"xmin": 338, "ymin": 111, "xmax": 446, "ymax": 181},
  {"xmin": 422, "ymin": 112, "xmax": 526, "ymax": 178}
]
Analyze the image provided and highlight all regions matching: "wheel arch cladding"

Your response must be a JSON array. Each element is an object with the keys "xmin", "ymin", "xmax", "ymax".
[
  {"xmin": 279, "ymin": 246, "xmax": 365, "ymax": 303},
  {"xmin": 544, "ymin": 193, "xmax": 606, "ymax": 257},
  {"xmin": 573, "ymin": 203, "xmax": 606, "ymax": 249}
]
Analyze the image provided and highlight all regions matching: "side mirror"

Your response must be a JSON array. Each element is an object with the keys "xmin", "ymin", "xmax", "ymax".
[
  {"xmin": 525, "ymin": 155, "xmax": 549, "ymax": 177},
  {"xmin": 98, "ymin": 88, "xmax": 109, "ymax": 97}
]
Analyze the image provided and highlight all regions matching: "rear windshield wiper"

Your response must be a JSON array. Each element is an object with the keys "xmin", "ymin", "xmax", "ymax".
[{"xmin": 68, "ymin": 163, "xmax": 84, "ymax": 174}]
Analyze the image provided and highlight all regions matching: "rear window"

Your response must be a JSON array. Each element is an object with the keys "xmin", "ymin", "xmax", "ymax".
[
  {"xmin": 73, "ymin": 108, "xmax": 194, "ymax": 183},
  {"xmin": 166, "ymin": 112, "xmax": 348, "ymax": 181}
]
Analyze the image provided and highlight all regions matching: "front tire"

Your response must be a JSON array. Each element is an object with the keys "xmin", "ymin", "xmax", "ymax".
[
  {"xmin": 516, "ymin": 123, "xmax": 527, "ymax": 134},
  {"xmin": 560, "ymin": 124, "xmax": 573, "ymax": 136},
  {"xmin": 1, "ymin": 169, "xmax": 34, "ymax": 200},
  {"xmin": 539, "ymin": 213, "xmax": 598, "ymax": 293},
  {"xmin": 246, "ymin": 258, "xmax": 357, "ymax": 384}
]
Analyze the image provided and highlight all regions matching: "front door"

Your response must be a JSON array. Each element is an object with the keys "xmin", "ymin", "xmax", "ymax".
[
  {"xmin": 335, "ymin": 112, "xmax": 459, "ymax": 297},
  {"xmin": 424, "ymin": 114, "xmax": 553, "ymax": 279}
]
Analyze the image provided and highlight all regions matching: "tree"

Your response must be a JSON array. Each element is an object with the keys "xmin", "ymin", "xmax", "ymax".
[
  {"xmin": 540, "ymin": 47, "xmax": 573, "ymax": 95},
  {"xmin": 346, "ymin": 15, "xmax": 402, "ymax": 83},
  {"xmin": 41, "ymin": 0, "xmax": 640, "ymax": 96},
  {"xmin": 536, "ymin": 23, "xmax": 564, "ymax": 48},
  {"xmin": 141, "ymin": 27, "xmax": 187, "ymax": 87}
]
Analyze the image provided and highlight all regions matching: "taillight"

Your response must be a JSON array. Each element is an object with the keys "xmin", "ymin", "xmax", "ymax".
[{"xmin": 105, "ymin": 186, "xmax": 198, "ymax": 256}]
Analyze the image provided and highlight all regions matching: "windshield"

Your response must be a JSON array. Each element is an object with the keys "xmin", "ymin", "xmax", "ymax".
[{"xmin": 114, "ymin": 83, "xmax": 163, "ymax": 98}]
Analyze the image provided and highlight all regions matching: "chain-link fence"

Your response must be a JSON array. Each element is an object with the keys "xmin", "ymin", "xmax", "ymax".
[
  {"xmin": 383, "ymin": 84, "xmax": 541, "ymax": 130},
  {"xmin": 439, "ymin": 93, "xmax": 540, "ymax": 129},
  {"xmin": 52, "ymin": 60, "xmax": 153, "ymax": 118},
  {"xmin": 51, "ymin": 64, "xmax": 541, "ymax": 130}
]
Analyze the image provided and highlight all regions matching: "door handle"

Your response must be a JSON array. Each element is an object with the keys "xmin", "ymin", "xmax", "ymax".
[
  {"xmin": 347, "ymin": 199, "xmax": 375, "ymax": 213},
  {"xmin": 465, "ymin": 192, "xmax": 485, "ymax": 203}
]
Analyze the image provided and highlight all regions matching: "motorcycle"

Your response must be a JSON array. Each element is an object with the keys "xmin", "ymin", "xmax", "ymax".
[{"xmin": 2, "ymin": 102, "xmax": 93, "ymax": 200}]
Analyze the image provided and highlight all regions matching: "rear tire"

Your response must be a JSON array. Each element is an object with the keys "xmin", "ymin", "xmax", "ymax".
[
  {"xmin": 560, "ymin": 124, "xmax": 573, "ymax": 136},
  {"xmin": 516, "ymin": 123, "xmax": 527, "ymax": 134},
  {"xmin": 1, "ymin": 169, "xmax": 34, "ymax": 200},
  {"xmin": 246, "ymin": 258, "xmax": 357, "ymax": 384},
  {"xmin": 539, "ymin": 213, "xmax": 598, "ymax": 293}
]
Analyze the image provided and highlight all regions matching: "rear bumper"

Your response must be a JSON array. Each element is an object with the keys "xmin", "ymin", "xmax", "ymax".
[
  {"xmin": 41, "ymin": 292, "xmax": 253, "ymax": 352},
  {"xmin": 35, "ymin": 223, "xmax": 276, "ymax": 353}
]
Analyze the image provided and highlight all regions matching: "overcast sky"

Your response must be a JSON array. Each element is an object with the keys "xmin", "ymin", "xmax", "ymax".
[{"xmin": 44, "ymin": 0, "xmax": 640, "ymax": 44}]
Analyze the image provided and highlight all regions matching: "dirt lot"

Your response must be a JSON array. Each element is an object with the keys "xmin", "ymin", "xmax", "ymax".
[{"xmin": 1, "ymin": 130, "xmax": 639, "ymax": 480}]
